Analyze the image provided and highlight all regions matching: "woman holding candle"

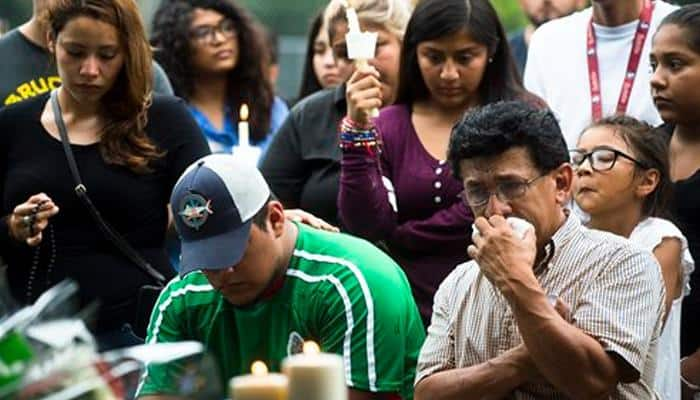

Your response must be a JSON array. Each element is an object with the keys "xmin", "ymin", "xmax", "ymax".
[
  {"xmin": 338, "ymin": 0, "xmax": 544, "ymax": 325},
  {"xmin": 260, "ymin": 0, "xmax": 412, "ymax": 227},
  {"xmin": 0, "ymin": 0, "xmax": 210, "ymax": 349},
  {"xmin": 151, "ymin": 0, "xmax": 288, "ymax": 155}
]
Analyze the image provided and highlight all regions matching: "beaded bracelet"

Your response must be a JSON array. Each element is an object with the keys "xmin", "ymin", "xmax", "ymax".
[
  {"xmin": 338, "ymin": 116, "xmax": 381, "ymax": 152},
  {"xmin": 341, "ymin": 115, "xmax": 373, "ymax": 131}
]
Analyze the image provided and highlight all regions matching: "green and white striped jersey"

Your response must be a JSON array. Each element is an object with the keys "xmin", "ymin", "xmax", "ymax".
[{"xmin": 138, "ymin": 223, "xmax": 425, "ymax": 399}]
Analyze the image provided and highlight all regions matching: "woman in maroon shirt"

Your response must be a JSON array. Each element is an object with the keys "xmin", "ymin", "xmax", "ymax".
[{"xmin": 338, "ymin": 0, "xmax": 542, "ymax": 325}]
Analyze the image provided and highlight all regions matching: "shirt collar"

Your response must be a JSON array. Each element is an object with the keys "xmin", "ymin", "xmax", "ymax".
[{"xmin": 534, "ymin": 210, "xmax": 580, "ymax": 275}]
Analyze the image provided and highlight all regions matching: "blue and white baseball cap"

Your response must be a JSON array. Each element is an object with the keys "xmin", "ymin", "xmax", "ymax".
[{"xmin": 170, "ymin": 154, "xmax": 270, "ymax": 276}]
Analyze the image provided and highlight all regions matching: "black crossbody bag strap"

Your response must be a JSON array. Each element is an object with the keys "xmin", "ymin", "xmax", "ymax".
[{"xmin": 50, "ymin": 90, "xmax": 166, "ymax": 285}]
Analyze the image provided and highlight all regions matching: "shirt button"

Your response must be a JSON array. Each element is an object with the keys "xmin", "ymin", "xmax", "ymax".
[
  {"xmin": 434, "ymin": 196, "xmax": 442, "ymax": 204},
  {"xmin": 439, "ymin": 160, "xmax": 446, "ymax": 165},
  {"xmin": 434, "ymin": 181, "xmax": 442, "ymax": 189},
  {"xmin": 435, "ymin": 167, "xmax": 443, "ymax": 175}
]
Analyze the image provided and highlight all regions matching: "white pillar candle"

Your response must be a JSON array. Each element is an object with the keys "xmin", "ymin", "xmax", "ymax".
[
  {"xmin": 238, "ymin": 103, "xmax": 250, "ymax": 148},
  {"xmin": 282, "ymin": 342, "xmax": 347, "ymax": 400},
  {"xmin": 230, "ymin": 361, "xmax": 288, "ymax": 400}
]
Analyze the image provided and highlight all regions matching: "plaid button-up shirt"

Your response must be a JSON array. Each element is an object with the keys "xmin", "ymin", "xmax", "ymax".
[{"xmin": 416, "ymin": 214, "xmax": 665, "ymax": 399}]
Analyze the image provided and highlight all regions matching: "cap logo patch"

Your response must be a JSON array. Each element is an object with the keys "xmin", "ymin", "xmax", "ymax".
[{"xmin": 178, "ymin": 192, "xmax": 214, "ymax": 230}]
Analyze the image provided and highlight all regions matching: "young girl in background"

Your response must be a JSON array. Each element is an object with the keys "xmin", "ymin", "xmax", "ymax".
[
  {"xmin": 571, "ymin": 116, "xmax": 694, "ymax": 400},
  {"xmin": 296, "ymin": 8, "xmax": 351, "ymax": 102},
  {"xmin": 650, "ymin": 5, "xmax": 700, "ymax": 396}
]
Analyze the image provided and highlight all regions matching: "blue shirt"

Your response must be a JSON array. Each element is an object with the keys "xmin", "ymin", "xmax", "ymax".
[{"xmin": 188, "ymin": 96, "xmax": 289, "ymax": 155}]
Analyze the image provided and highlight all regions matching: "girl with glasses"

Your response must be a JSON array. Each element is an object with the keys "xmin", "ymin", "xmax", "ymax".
[
  {"xmin": 151, "ymin": 0, "xmax": 288, "ymax": 156},
  {"xmin": 571, "ymin": 115, "xmax": 694, "ymax": 400}
]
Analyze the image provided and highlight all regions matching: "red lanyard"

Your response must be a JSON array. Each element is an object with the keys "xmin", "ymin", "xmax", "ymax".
[{"xmin": 586, "ymin": 0, "xmax": 654, "ymax": 121}]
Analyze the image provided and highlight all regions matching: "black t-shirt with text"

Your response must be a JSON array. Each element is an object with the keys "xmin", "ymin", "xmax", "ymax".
[{"xmin": 0, "ymin": 28, "xmax": 173, "ymax": 108}]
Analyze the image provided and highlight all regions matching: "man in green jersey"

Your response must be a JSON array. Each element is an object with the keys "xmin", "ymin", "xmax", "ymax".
[{"xmin": 137, "ymin": 154, "xmax": 425, "ymax": 400}]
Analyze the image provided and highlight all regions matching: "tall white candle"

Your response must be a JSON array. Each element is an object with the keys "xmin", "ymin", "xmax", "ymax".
[
  {"xmin": 282, "ymin": 342, "xmax": 347, "ymax": 400},
  {"xmin": 346, "ymin": 6, "xmax": 361, "ymax": 33},
  {"xmin": 238, "ymin": 103, "xmax": 250, "ymax": 148},
  {"xmin": 230, "ymin": 360, "xmax": 288, "ymax": 400},
  {"xmin": 344, "ymin": 5, "xmax": 379, "ymax": 118}
]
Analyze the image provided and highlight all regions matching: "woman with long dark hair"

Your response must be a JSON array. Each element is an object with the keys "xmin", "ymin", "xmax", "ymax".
[
  {"xmin": 338, "ymin": 0, "xmax": 542, "ymax": 324},
  {"xmin": 0, "ymin": 0, "xmax": 210, "ymax": 349},
  {"xmin": 296, "ymin": 8, "xmax": 351, "ymax": 103},
  {"xmin": 151, "ymin": 0, "xmax": 288, "ymax": 155},
  {"xmin": 650, "ymin": 5, "xmax": 700, "ymax": 397}
]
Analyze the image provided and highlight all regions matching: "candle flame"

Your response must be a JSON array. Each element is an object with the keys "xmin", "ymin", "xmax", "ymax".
[
  {"xmin": 251, "ymin": 360, "xmax": 268, "ymax": 376},
  {"xmin": 239, "ymin": 104, "xmax": 249, "ymax": 121},
  {"xmin": 303, "ymin": 341, "xmax": 320, "ymax": 354}
]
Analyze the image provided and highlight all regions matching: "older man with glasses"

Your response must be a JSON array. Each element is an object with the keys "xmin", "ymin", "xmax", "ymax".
[{"xmin": 414, "ymin": 101, "xmax": 666, "ymax": 400}]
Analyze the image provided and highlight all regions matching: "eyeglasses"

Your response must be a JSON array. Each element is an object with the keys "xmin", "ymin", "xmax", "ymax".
[
  {"xmin": 569, "ymin": 147, "xmax": 648, "ymax": 172},
  {"xmin": 460, "ymin": 173, "xmax": 547, "ymax": 208},
  {"xmin": 190, "ymin": 19, "xmax": 237, "ymax": 44}
]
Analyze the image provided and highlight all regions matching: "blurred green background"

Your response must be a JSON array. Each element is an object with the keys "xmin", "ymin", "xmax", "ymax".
[{"xmin": 1, "ymin": 0, "xmax": 697, "ymax": 99}]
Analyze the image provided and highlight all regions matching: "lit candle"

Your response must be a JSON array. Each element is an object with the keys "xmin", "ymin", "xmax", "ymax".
[
  {"xmin": 238, "ymin": 103, "xmax": 250, "ymax": 148},
  {"xmin": 282, "ymin": 341, "xmax": 347, "ymax": 400},
  {"xmin": 230, "ymin": 360, "xmax": 288, "ymax": 400}
]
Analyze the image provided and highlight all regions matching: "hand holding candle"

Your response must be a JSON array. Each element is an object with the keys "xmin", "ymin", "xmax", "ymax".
[
  {"xmin": 230, "ymin": 360, "xmax": 288, "ymax": 400},
  {"xmin": 344, "ymin": 4, "xmax": 379, "ymax": 118},
  {"xmin": 282, "ymin": 341, "xmax": 347, "ymax": 400}
]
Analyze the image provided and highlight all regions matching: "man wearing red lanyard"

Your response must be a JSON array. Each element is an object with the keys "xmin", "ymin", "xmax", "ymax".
[{"xmin": 524, "ymin": 0, "xmax": 677, "ymax": 148}]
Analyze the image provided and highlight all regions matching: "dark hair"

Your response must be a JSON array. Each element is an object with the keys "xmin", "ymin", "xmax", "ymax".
[
  {"xmin": 47, "ymin": 0, "xmax": 163, "ymax": 174},
  {"xmin": 151, "ymin": 0, "xmax": 273, "ymax": 142},
  {"xmin": 584, "ymin": 116, "xmax": 672, "ymax": 218},
  {"xmin": 297, "ymin": 10, "xmax": 325, "ymax": 101},
  {"xmin": 448, "ymin": 101, "xmax": 568, "ymax": 179},
  {"xmin": 658, "ymin": 4, "xmax": 700, "ymax": 54},
  {"xmin": 395, "ymin": 0, "xmax": 532, "ymax": 106}
]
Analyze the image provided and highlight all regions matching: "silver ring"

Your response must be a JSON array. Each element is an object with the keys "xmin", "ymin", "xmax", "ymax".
[{"xmin": 22, "ymin": 215, "xmax": 32, "ymax": 227}]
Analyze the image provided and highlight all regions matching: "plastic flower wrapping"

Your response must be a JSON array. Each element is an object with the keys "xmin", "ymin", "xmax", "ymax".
[{"xmin": 0, "ymin": 276, "xmax": 222, "ymax": 400}]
